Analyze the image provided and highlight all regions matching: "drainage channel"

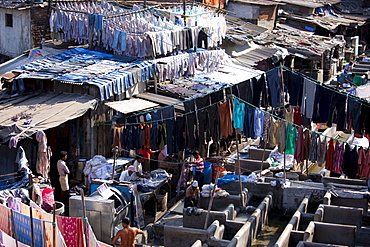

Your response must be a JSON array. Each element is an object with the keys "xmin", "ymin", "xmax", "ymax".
[{"xmin": 251, "ymin": 213, "xmax": 288, "ymax": 247}]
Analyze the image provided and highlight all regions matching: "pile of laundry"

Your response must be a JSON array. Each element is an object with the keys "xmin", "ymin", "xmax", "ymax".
[
  {"xmin": 83, "ymin": 155, "xmax": 113, "ymax": 182},
  {"xmin": 201, "ymin": 184, "xmax": 229, "ymax": 198}
]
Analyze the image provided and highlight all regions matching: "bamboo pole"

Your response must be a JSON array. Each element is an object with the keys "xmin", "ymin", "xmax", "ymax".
[
  {"xmin": 236, "ymin": 129, "xmax": 245, "ymax": 207},
  {"xmin": 30, "ymin": 206, "xmax": 35, "ymax": 247},
  {"xmin": 80, "ymin": 188, "xmax": 88, "ymax": 246},
  {"xmin": 204, "ymin": 158, "xmax": 222, "ymax": 229},
  {"xmin": 52, "ymin": 204, "xmax": 56, "ymax": 247},
  {"xmin": 111, "ymin": 146, "xmax": 119, "ymax": 180}
]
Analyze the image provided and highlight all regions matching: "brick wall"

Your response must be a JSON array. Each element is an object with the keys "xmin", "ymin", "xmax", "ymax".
[{"xmin": 30, "ymin": 5, "xmax": 50, "ymax": 48}]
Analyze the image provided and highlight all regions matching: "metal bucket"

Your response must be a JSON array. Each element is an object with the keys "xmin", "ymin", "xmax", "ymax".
[
  {"xmin": 55, "ymin": 201, "xmax": 65, "ymax": 215},
  {"xmin": 76, "ymin": 159, "xmax": 87, "ymax": 181}
]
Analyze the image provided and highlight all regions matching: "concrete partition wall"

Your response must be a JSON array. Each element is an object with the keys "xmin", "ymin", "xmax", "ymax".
[
  {"xmin": 323, "ymin": 191, "xmax": 368, "ymax": 216},
  {"xmin": 303, "ymin": 222, "xmax": 356, "ymax": 247},
  {"xmin": 314, "ymin": 204, "xmax": 363, "ymax": 230},
  {"xmin": 274, "ymin": 196, "xmax": 310, "ymax": 247},
  {"xmin": 227, "ymin": 192, "xmax": 273, "ymax": 247}
]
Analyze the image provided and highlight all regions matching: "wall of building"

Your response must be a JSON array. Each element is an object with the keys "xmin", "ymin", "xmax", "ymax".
[
  {"xmin": 227, "ymin": 2, "xmax": 259, "ymax": 20},
  {"xmin": 259, "ymin": 5, "xmax": 277, "ymax": 31},
  {"xmin": 0, "ymin": 8, "xmax": 31, "ymax": 57},
  {"xmin": 30, "ymin": 6, "xmax": 50, "ymax": 48},
  {"xmin": 279, "ymin": 4, "xmax": 315, "ymax": 16}
]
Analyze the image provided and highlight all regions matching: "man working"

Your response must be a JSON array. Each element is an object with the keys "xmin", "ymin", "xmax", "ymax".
[
  {"xmin": 112, "ymin": 217, "xmax": 144, "ymax": 247},
  {"xmin": 119, "ymin": 165, "xmax": 150, "ymax": 182},
  {"xmin": 188, "ymin": 151, "xmax": 205, "ymax": 189},
  {"xmin": 184, "ymin": 180, "xmax": 200, "ymax": 207},
  {"xmin": 57, "ymin": 151, "xmax": 69, "ymax": 204}
]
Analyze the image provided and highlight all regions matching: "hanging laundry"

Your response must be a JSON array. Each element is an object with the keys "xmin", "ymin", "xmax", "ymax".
[
  {"xmin": 327, "ymin": 93, "xmax": 346, "ymax": 131},
  {"xmin": 219, "ymin": 99, "xmax": 233, "ymax": 138},
  {"xmin": 285, "ymin": 122, "xmax": 297, "ymax": 155},
  {"xmin": 302, "ymin": 130, "xmax": 311, "ymax": 161},
  {"xmin": 312, "ymin": 86, "xmax": 331, "ymax": 123},
  {"xmin": 254, "ymin": 109, "xmax": 265, "ymax": 139},
  {"xmin": 12, "ymin": 211, "xmax": 44, "ymax": 247},
  {"xmin": 244, "ymin": 105, "xmax": 255, "ymax": 139},
  {"xmin": 332, "ymin": 142, "xmax": 345, "ymax": 175},
  {"xmin": 0, "ymin": 205, "xmax": 10, "ymax": 235},
  {"xmin": 301, "ymin": 78, "xmax": 316, "ymax": 119},
  {"xmin": 347, "ymin": 98, "xmax": 362, "ymax": 134},
  {"xmin": 262, "ymin": 112, "xmax": 270, "ymax": 142},
  {"xmin": 232, "ymin": 98, "xmax": 245, "ymax": 131},
  {"xmin": 317, "ymin": 137, "xmax": 327, "ymax": 166},
  {"xmin": 287, "ymin": 70, "xmax": 303, "ymax": 106},
  {"xmin": 277, "ymin": 121, "xmax": 286, "ymax": 153},
  {"xmin": 326, "ymin": 139, "xmax": 335, "ymax": 171},
  {"xmin": 293, "ymin": 106, "xmax": 303, "ymax": 126},
  {"xmin": 294, "ymin": 127, "xmax": 304, "ymax": 163},
  {"xmin": 268, "ymin": 116, "xmax": 279, "ymax": 147},
  {"xmin": 0, "ymin": 230, "xmax": 17, "ymax": 247},
  {"xmin": 36, "ymin": 130, "xmax": 50, "ymax": 178},
  {"xmin": 266, "ymin": 67, "xmax": 282, "ymax": 108},
  {"xmin": 309, "ymin": 132, "xmax": 318, "ymax": 163},
  {"xmin": 343, "ymin": 144, "xmax": 358, "ymax": 179},
  {"xmin": 56, "ymin": 215, "xmax": 84, "ymax": 247}
]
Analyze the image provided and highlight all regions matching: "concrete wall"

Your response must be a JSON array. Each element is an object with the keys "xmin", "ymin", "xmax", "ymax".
[
  {"xmin": 323, "ymin": 191, "xmax": 368, "ymax": 216},
  {"xmin": 199, "ymin": 189, "xmax": 248, "ymax": 210},
  {"xmin": 274, "ymin": 196, "xmax": 309, "ymax": 247},
  {"xmin": 227, "ymin": 3, "xmax": 259, "ymax": 20},
  {"xmin": 0, "ymin": 8, "xmax": 31, "ymax": 57},
  {"xmin": 304, "ymin": 222, "xmax": 356, "ymax": 247},
  {"xmin": 314, "ymin": 204, "xmax": 363, "ymax": 230}
]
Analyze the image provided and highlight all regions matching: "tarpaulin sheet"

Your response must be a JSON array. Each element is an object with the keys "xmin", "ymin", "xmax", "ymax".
[{"xmin": 0, "ymin": 92, "xmax": 97, "ymax": 143}]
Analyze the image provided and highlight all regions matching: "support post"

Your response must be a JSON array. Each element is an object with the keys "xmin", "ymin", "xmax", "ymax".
[
  {"xmin": 30, "ymin": 206, "xmax": 34, "ymax": 247},
  {"xmin": 204, "ymin": 159, "xmax": 222, "ymax": 229},
  {"xmin": 80, "ymin": 188, "xmax": 88, "ymax": 246},
  {"xmin": 53, "ymin": 204, "xmax": 56, "ymax": 247},
  {"xmin": 236, "ymin": 128, "xmax": 245, "ymax": 207},
  {"xmin": 111, "ymin": 146, "xmax": 119, "ymax": 180}
]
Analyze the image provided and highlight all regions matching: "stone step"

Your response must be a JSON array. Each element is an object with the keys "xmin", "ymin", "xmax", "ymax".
[{"xmin": 226, "ymin": 159, "xmax": 270, "ymax": 174}]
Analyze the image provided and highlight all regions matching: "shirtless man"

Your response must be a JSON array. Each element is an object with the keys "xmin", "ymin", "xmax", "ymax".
[{"xmin": 112, "ymin": 217, "xmax": 144, "ymax": 247}]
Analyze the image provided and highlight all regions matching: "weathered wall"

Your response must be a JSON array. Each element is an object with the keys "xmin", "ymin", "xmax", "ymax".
[
  {"xmin": 30, "ymin": 6, "xmax": 50, "ymax": 48},
  {"xmin": 226, "ymin": 3, "xmax": 259, "ymax": 20},
  {"xmin": 0, "ymin": 8, "xmax": 31, "ymax": 57}
]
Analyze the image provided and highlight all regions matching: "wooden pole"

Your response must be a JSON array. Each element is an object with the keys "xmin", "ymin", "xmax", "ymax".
[
  {"xmin": 183, "ymin": 0, "xmax": 186, "ymax": 25},
  {"xmin": 52, "ymin": 204, "xmax": 56, "ymax": 247},
  {"xmin": 259, "ymin": 140, "xmax": 267, "ymax": 177},
  {"xmin": 204, "ymin": 159, "xmax": 222, "ymax": 229},
  {"xmin": 111, "ymin": 146, "xmax": 118, "ymax": 180},
  {"xmin": 80, "ymin": 188, "xmax": 88, "ymax": 246},
  {"xmin": 30, "ymin": 205, "xmax": 35, "ymax": 247},
  {"xmin": 236, "ymin": 129, "xmax": 245, "ymax": 207}
]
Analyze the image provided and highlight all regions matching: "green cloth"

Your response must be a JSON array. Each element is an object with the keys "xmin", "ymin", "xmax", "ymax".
[
  {"xmin": 353, "ymin": 75, "xmax": 364, "ymax": 86},
  {"xmin": 285, "ymin": 123, "xmax": 298, "ymax": 155}
]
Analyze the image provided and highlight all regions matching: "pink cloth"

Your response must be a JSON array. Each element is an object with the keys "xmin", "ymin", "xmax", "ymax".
[
  {"xmin": 56, "ymin": 216, "xmax": 84, "ymax": 247},
  {"xmin": 86, "ymin": 223, "xmax": 99, "ymax": 247},
  {"xmin": 36, "ymin": 130, "xmax": 50, "ymax": 178}
]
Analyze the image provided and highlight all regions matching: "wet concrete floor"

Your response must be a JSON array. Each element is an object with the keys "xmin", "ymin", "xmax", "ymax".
[{"xmin": 251, "ymin": 214, "xmax": 288, "ymax": 247}]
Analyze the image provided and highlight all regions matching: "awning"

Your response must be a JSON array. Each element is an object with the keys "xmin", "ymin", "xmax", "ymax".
[
  {"xmin": 105, "ymin": 98, "xmax": 159, "ymax": 114},
  {"xmin": 0, "ymin": 92, "xmax": 97, "ymax": 143}
]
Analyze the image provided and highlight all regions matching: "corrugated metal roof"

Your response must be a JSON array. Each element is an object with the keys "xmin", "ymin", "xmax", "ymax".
[
  {"xmin": 232, "ymin": 47, "xmax": 279, "ymax": 67},
  {"xmin": 233, "ymin": 0, "xmax": 281, "ymax": 5},
  {"xmin": 278, "ymin": 0, "xmax": 324, "ymax": 8},
  {"xmin": 226, "ymin": 15, "xmax": 268, "ymax": 37},
  {"xmin": 0, "ymin": 92, "xmax": 97, "ymax": 143},
  {"xmin": 135, "ymin": 93, "xmax": 185, "ymax": 112},
  {"xmin": 105, "ymin": 98, "xmax": 159, "ymax": 114}
]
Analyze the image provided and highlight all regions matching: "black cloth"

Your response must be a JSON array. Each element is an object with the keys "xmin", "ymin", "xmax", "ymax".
[
  {"xmin": 197, "ymin": 29, "xmax": 208, "ymax": 49},
  {"xmin": 150, "ymin": 110, "xmax": 162, "ymax": 150},
  {"xmin": 207, "ymin": 104, "xmax": 221, "ymax": 143},
  {"xmin": 163, "ymin": 106, "xmax": 175, "ymax": 155},
  {"xmin": 327, "ymin": 92, "xmax": 346, "ymax": 131},
  {"xmin": 360, "ymin": 104, "xmax": 370, "ymax": 134},
  {"xmin": 244, "ymin": 105, "xmax": 255, "ymax": 139},
  {"xmin": 194, "ymin": 171, "xmax": 205, "ymax": 190},
  {"xmin": 196, "ymin": 95, "xmax": 211, "ymax": 145},
  {"xmin": 184, "ymin": 100, "xmax": 198, "ymax": 150},
  {"xmin": 343, "ymin": 144, "xmax": 358, "ymax": 179},
  {"xmin": 312, "ymin": 86, "xmax": 331, "ymax": 123},
  {"xmin": 287, "ymin": 70, "xmax": 303, "ymax": 106},
  {"xmin": 266, "ymin": 67, "xmax": 283, "ymax": 108},
  {"xmin": 174, "ymin": 116, "xmax": 186, "ymax": 152},
  {"xmin": 211, "ymin": 89, "xmax": 224, "ymax": 104},
  {"xmin": 237, "ymin": 80, "xmax": 253, "ymax": 103},
  {"xmin": 347, "ymin": 98, "xmax": 362, "ymax": 134}
]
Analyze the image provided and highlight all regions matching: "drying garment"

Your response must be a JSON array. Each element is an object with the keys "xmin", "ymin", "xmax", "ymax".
[
  {"xmin": 285, "ymin": 122, "xmax": 297, "ymax": 155},
  {"xmin": 163, "ymin": 106, "xmax": 175, "ymax": 154},
  {"xmin": 254, "ymin": 109, "xmax": 265, "ymax": 139},
  {"xmin": 262, "ymin": 112, "xmax": 270, "ymax": 142},
  {"xmin": 287, "ymin": 70, "xmax": 303, "ymax": 106},
  {"xmin": 332, "ymin": 142, "xmax": 345, "ymax": 174},
  {"xmin": 207, "ymin": 104, "xmax": 221, "ymax": 143},
  {"xmin": 36, "ymin": 130, "xmax": 50, "ymax": 178},
  {"xmin": 251, "ymin": 74, "xmax": 268, "ymax": 107},
  {"xmin": 0, "ymin": 204, "xmax": 10, "ymax": 235},
  {"xmin": 317, "ymin": 138, "xmax": 327, "ymax": 166},
  {"xmin": 86, "ymin": 223, "xmax": 99, "ymax": 247},
  {"xmin": 266, "ymin": 67, "xmax": 282, "ymax": 108},
  {"xmin": 197, "ymin": 29, "xmax": 208, "ymax": 48},
  {"xmin": 157, "ymin": 123, "xmax": 167, "ymax": 150},
  {"xmin": 244, "ymin": 105, "xmax": 256, "ymax": 139},
  {"xmin": 326, "ymin": 139, "xmax": 335, "ymax": 171},
  {"xmin": 277, "ymin": 120, "xmax": 286, "ymax": 153},
  {"xmin": 293, "ymin": 106, "xmax": 303, "ymax": 126},
  {"xmin": 294, "ymin": 127, "xmax": 304, "ymax": 163},
  {"xmin": 0, "ymin": 230, "xmax": 16, "ymax": 247},
  {"xmin": 360, "ymin": 104, "xmax": 370, "ymax": 135},
  {"xmin": 327, "ymin": 92, "xmax": 346, "ymax": 131},
  {"xmin": 150, "ymin": 110, "xmax": 162, "ymax": 150},
  {"xmin": 219, "ymin": 99, "xmax": 233, "ymax": 138},
  {"xmin": 196, "ymin": 95, "xmax": 211, "ymax": 146},
  {"xmin": 312, "ymin": 86, "xmax": 331, "ymax": 123},
  {"xmin": 210, "ymin": 90, "xmax": 224, "ymax": 104},
  {"xmin": 113, "ymin": 126, "xmax": 123, "ymax": 150},
  {"xmin": 302, "ymin": 130, "xmax": 311, "ymax": 161},
  {"xmin": 237, "ymin": 79, "xmax": 253, "ymax": 104},
  {"xmin": 232, "ymin": 98, "xmax": 245, "ymax": 131},
  {"xmin": 12, "ymin": 211, "xmax": 44, "ymax": 247},
  {"xmin": 184, "ymin": 100, "xmax": 198, "ymax": 150},
  {"xmin": 268, "ymin": 117, "xmax": 279, "ymax": 146},
  {"xmin": 300, "ymin": 78, "xmax": 317, "ymax": 119},
  {"xmin": 309, "ymin": 132, "xmax": 319, "ymax": 163},
  {"xmin": 347, "ymin": 98, "xmax": 362, "ymax": 134},
  {"xmin": 56, "ymin": 215, "xmax": 84, "ymax": 247},
  {"xmin": 174, "ymin": 116, "xmax": 186, "ymax": 153},
  {"xmin": 343, "ymin": 144, "xmax": 358, "ymax": 179},
  {"xmin": 357, "ymin": 148, "xmax": 370, "ymax": 178},
  {"xmin": 284, "ymin": 107, "xmax": 294, "ymax": 123}
]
